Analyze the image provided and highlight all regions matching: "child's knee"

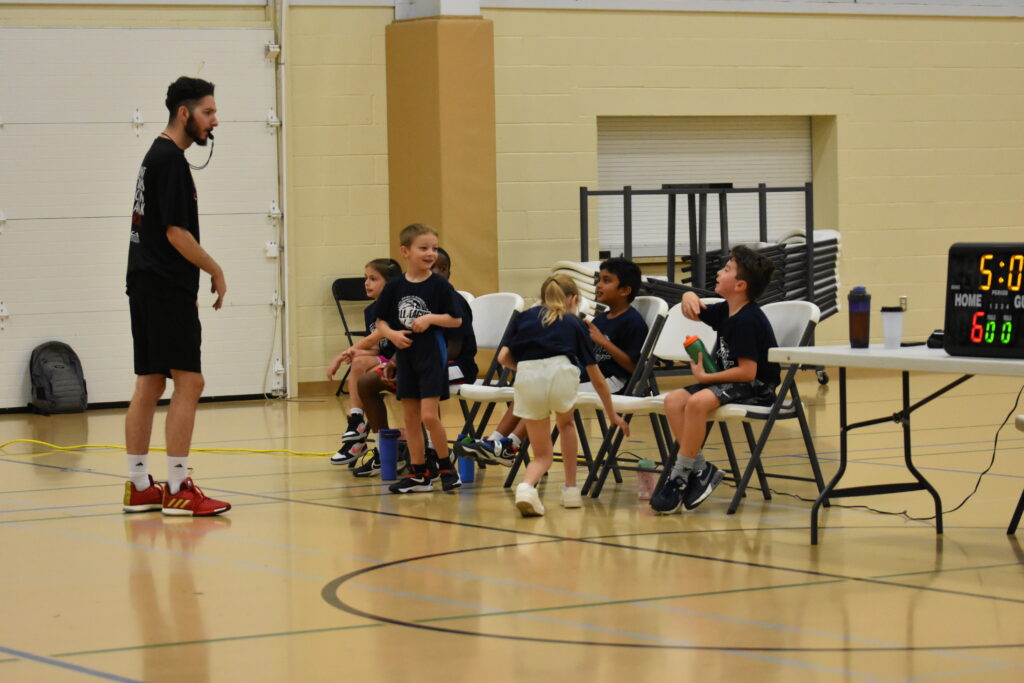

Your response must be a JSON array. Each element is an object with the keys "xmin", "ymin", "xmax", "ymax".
[
  {"xmin": 664, "ymin": 389, "xmax": 690, "ymax": 413},
  {"xmin": 685, "ymin": 389, "xmax": 719, "ymax": 414}
]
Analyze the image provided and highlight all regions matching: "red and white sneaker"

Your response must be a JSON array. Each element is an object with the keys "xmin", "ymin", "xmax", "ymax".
[
  {"xmin": 123, "ymin": 476, "xmax": 165, "ymax": 513},
  {"xmin": 162, "ymin": 478, "xmax": 231, "ymax": 517}
]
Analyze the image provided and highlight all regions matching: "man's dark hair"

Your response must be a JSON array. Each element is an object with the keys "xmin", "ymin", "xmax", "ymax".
[
  {"xmin": 599, "ymin": 257, "xmax": 642, "ymax": 303},
  {"xmin": 165, "ymin": 77, "xmax": 215, "ymax": 124},
  {"xmin": 730, "ymin": 245, "xmax": 775, "ymax": 302}
]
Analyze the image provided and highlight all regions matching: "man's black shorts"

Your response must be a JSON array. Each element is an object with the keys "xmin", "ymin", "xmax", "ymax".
[
  {"xmin": 684, "ymin": 379, "xmax": 776, "ymax": 407},
  {"xmin": 129, "ymin": 288, "xmax": 201, "ymax": 377}
]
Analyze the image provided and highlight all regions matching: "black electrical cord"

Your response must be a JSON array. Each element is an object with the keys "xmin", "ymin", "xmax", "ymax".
[{"xmin": 730, "ymin": 383, "xmax": 1024, "ymax": 522}]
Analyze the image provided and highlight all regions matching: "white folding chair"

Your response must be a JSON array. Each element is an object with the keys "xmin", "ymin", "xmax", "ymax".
[
  {"xmin": 713, "ymin": 301, "xmax": 828, "ymax": 514},
  {"xmin": 457, "ymin": 290, "xmax": 475, "ymax": 304},
  {"xmin": 453, "ymin": 293, "xmax": 524, "ymax": 438}
]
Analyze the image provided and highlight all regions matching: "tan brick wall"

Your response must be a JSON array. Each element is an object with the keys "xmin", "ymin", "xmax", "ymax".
[
  {"xmin": 285, "ymin": 7, "xmax": 393, "ymax": 384},
  {"xmin": 486, "ymin": 9, "xmax": 1024, "ymax": 344}
]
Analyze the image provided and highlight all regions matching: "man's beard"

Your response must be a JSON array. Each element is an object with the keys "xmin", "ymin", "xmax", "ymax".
[{"xmin": 185, "ymin": 115, "xmax": 208, "ymax": 147}]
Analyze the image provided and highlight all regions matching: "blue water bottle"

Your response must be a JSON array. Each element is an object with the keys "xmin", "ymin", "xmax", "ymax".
[
  {"xmin": 457, "ymin": 451, "xmax": 475, "ymax": 484},
  {"xmin": 378, "ymin": 429, "xmax": 401, "ymax": 481}
]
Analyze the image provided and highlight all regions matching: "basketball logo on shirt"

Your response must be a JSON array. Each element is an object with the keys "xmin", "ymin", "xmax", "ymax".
[
  {"xmin": 397, "ymin": 295, "xmax": 430, "ymax": 329},
  {"xmin": 716, "ymin": 340, "xmax": 733, "ymax": 370},
  {"xmin": 131, "ymin": 166, "xmax": 146, "ymax": 229}
]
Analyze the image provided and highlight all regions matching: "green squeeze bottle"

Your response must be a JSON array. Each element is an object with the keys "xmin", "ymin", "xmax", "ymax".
[{"xmin": 684, "ymin": 335, "xmax": 718, "ymax": 373}]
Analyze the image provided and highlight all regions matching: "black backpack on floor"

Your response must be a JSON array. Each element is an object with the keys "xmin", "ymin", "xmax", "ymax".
[{"xmin": 29, "ymin": 341, "xmax": 88, "ymax": 414}]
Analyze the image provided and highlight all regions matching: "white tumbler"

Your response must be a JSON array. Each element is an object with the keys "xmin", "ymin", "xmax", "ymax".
[{"xmin": 881, "ymin": 306, "xmax": 904, "ymax": 349}]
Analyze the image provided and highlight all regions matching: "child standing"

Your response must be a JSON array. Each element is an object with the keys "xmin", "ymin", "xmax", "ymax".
[
  {"xmin": 499, "ymin": 274, "xmax": 629, "ymax": 517},
  {"xmin": 376, "ymin": 224, "xmax": 464, "ymax": 494},
  {"xmin": 327, "ymin": 258, "xmax": 402, "ymax": 465},
  {"xmin": 460, "ymin": 257, "xmax": 647, "ymax": 465},
  {"xmin": 650, "ymin": 245, "xmax": 780, "ymax": 514}
]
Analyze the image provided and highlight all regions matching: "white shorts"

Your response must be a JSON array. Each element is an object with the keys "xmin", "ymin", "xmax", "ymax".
[{"xmin": 512, "ymin": 355, "xmax": 581, "ymax": 420}]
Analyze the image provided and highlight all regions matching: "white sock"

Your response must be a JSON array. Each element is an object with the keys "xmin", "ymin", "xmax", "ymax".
[
  {"xmin": 488, "ymin": 431, "xmax": 505, "ymax": 443},
  {"xmin": 426, "ymin": 431, "xmax": 435, "ymax": 450},
  {"xmin": 349, "ymin": 408, "xmax": 363, "ymax": 416},
  {"xmin": 509, "ymin": 433, "xmax": 522, "ymax": 448},
  {"xmin": 167, "ymin": 457, "xmax": 189, "ymax": 494},
  {"xmin": 127, "ymin": 453, "xmax": 149, "ymax": 490}
]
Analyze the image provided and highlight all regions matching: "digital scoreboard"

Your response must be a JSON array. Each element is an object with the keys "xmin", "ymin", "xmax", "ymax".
[{"xmin": 944, "ymin": 243, "xmax": 1024, "ymax": 358}]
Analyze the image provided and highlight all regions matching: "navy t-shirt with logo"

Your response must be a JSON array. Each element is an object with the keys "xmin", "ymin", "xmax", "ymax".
[
  {"xmin": 590, "ymin": 306, "xmax": 648, "ymax": 383},
  {"xmin": 698, "ymin": 301, "xmax": 781, "ymax": 386},
  {"xmin": 375, "ymin": 273, "xmax": 462, "ymax": 371},
  {"xmin": 126, "ymin": 137, "xmax": 200, "ymax": 297}
]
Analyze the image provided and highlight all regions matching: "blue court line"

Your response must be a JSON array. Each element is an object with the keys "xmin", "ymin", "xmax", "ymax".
[{"xmin": 0, "ymin": 645, "xmax": 143, "ymax": 683}]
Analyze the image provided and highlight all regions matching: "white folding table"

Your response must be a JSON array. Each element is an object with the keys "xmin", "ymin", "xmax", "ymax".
[{"xmin": 768, "ymin": 344, "xmax": 1024, "ymax": 544}]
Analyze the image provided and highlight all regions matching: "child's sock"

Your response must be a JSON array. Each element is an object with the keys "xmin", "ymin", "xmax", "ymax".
[
  {"xmin": 508, "ymin": 433, "xmax": 522, "ymax": 449},
  {"xmin": 670, "ymin": 450, "xmax": 702, "ymax": 482},
  {"xmin": 692, "ymin": 452, "xmax": 707, "ymax": 474},
  {"xmin": 127, "ymin": 453, "xmax": 150, "ymax": 490},
  {"xmin": 167, "ymin": 457, "xmax": 189, "ymax": 494},
  {"xmin": 349, "ymin": 407, "xmax": 363, "ymax": 417},
  {"xmin": 488, "ymin": 430, "xmax": 505, "ymax": 443}
]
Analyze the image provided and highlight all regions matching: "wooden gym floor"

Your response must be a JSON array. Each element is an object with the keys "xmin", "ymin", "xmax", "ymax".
[{"xmin": 1, "ymin": 368, "xmax": 1022, "ymax": 682}]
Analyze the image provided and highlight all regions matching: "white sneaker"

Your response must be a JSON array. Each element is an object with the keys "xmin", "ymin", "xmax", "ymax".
[
  {"xmin": 515, "ymin": 482, "xmax": 545, "ymax": 517},
  {"xmin": 560, "ymin": 485, "xmax": 582, "ymax": 509}
]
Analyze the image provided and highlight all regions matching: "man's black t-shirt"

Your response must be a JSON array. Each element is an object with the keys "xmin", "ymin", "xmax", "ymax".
[
  {"xmin": 591, "ymin": 307, "xmax": 648, "ymax": 382},
  {"xmin": 126, "ymin": 137, "xmax": 200, "ymax": 297},
  {"xmin": 505, "ymin": 307, "xmax": 596, "ymax": 368},
  {"xmin": 363, "ymin": 300, "xmax": 396, "ymax": 360},
  {"xmin": 699, "ymin": 301, "xmax": 780, "ymax": 386},
  {"xmin": 375, "ymin": 273, "xmax": 462, "ymax": 370}
]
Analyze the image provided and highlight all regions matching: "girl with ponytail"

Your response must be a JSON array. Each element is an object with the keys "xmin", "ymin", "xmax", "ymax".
[{"xmin": 498, "ymin": 274, "xmax": 629, "ymax": 517}]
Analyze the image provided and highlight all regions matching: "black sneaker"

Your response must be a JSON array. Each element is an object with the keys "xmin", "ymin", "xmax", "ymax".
[
  {"xmin": 649, "ymin": 475, "xmax": 686, "ymax": 515},
  {"xmin": 682, "ymin": 462, "xmax": 724, "ymax": 510},
  {"xmin": 331, "ymin": 438, "xmax": 369, "ymax": 466},
  {"xmin": 425, "ymin": 448, "xmax": 440, "ymax": 479},
  {"xmin": 388, "ymin": 472, "xmax": 433, "ymax": 494},
  {"xmin": 435, "ymin": 456, "xmax": 461, "ymax": 492},
  {"xmin": 341, "ymin": 413, "xmax": 368, "ymax": 443},
  {"xmin": 351, "ymin": 448, "xmax": 381, "ymax": 477}
]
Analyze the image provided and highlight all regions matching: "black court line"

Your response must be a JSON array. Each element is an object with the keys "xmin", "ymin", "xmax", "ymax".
[
  {"xmin": 202, "ymin": 484, "xmax": 1024, "ymax": 605},
  {"xmin": 319, "ymin": 542, "xmax": 1024, "ymax": 653}
]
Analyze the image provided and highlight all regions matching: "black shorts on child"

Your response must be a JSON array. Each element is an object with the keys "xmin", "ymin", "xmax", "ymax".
[
  {"xmin": 685, "ymin": 379, "xmax": 776, "ymax": 407},
  {"xmin": 395, "ymin": 331, "xmax": 449, "ymax": 401}
]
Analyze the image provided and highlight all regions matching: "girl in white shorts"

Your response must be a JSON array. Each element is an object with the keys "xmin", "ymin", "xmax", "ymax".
[{"xmin": 498, "ymin": 274, "xmax": 629, "ymax": 517}]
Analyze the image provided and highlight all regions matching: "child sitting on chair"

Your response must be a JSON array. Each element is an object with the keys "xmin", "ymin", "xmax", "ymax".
[
  {"xmin": 327, "ymin": 258, "xmax": 402, "ymax": 465},
  {"xmin": 650, "ymin": 245, "xmax": 780, "ymax": 515}
]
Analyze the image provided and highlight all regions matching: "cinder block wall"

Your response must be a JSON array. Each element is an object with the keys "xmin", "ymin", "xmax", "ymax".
[{"xmin": 486, "ymin": 8, "xmax": 1024, "ymax": 346}]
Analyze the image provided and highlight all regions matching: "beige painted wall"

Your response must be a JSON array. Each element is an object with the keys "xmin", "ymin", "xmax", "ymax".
[
  {"xmin": 285, "ymin": 7, "xmax": 393, "ymax": 385},
  {"xmin": 5, "ymin": 4, "xmax": 1022, "ymax": 383},
  {"xmin": 486, "ymin": 8, "xmax": 1024, "ymax": 345}
]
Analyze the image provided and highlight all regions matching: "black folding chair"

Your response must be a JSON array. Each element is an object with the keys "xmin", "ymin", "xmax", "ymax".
[{"xmin": 332, "ymin": 277, "xmax": 371, "ymax": 396}]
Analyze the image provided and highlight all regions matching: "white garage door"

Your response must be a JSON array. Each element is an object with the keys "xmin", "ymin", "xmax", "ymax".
[
  {"xmin": 597, "ymin": 116, "xmax": 812, "ymax": 257},
  {"xmin": 0, "ymin": 27, "xmax": 283, "ymax": 409}
]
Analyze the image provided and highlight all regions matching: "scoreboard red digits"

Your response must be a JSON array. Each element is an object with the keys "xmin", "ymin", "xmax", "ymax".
[{"xmin": 944, "ymin": 243, "xmax": 1024, "ymax": 358}]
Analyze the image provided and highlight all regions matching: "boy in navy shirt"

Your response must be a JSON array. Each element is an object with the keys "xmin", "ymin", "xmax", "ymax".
[
  {"xmin": 651, "ymin": 245, "xmax": 780, "ymax": 514},
  {"xmin": 375, "ymin": 224, "xmax": 464, "ymax": 493}
]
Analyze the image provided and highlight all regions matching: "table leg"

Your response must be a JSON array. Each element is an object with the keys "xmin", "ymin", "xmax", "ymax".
[
  {"xmin": 811, "ymin": 366, "xmax": 848, "ymax": 545},
  {"xmin": 900, "ymin": 371, "xmax": 943, "ymax": 534}
]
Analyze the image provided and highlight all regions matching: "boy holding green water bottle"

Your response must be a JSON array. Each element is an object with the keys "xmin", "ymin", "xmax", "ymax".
[{"xmin": 651, "ymin": 245, "xmax": 781, "ymax": 514}]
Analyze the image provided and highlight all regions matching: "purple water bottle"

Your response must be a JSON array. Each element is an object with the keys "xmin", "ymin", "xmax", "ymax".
[{"xmin": 848, "ymin": 286, "xmax": 871, "ymax": 348}]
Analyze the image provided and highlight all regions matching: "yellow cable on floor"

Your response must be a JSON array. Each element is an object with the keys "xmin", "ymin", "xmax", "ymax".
[{"xmin": 0, "ymin": 438, "xmax": 332, "ymax": 457}]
